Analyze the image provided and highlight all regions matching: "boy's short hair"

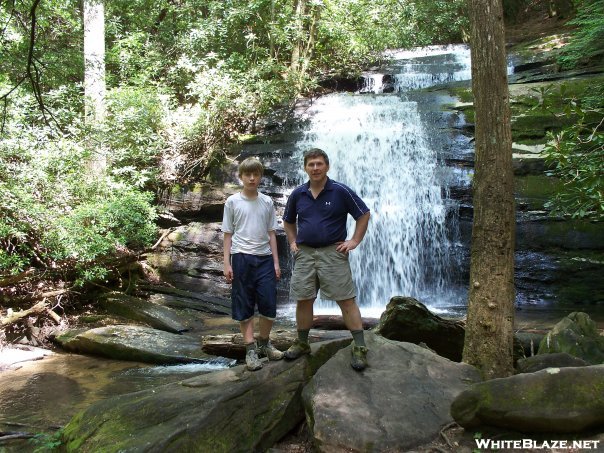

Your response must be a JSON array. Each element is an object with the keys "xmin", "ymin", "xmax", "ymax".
[
  {"xmin": 303, "ymin": 148, "xmax": 330, "ymax": 166},
  {"xmin": 238, "ymin": 157, "xmax": 264, "ymax": 176}
]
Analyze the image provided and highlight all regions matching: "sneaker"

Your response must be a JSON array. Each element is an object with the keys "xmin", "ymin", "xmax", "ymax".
[
  {"xmin": 284, "ymin": 338, "xmax": 311, "ymax": 360},
  {"xmin": 258, "ymin": 341, "xmax": 284, "ymax": 361},
  {"xmin": 350, "ymin": 345, "xmax": 368, "ymax": 371},
  {"xmin": 245, "ymin": 348, "xmax": 263, "ymax": 371}
]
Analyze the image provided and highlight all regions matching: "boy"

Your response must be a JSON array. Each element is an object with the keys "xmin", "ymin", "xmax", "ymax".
[{"xmin": 222, "ymin": 157, "xmax": 284, "ymax": 371}]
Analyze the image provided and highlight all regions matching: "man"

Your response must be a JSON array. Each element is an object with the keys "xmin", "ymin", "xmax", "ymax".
[{"xmin": 283, "ymin": 148, "xmax": 371, "ymax": 371}]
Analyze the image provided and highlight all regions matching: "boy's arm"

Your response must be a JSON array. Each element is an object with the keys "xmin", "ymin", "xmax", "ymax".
[
  {"xmin": 223, "ymin": 232, "xmax": 233, "ymax": 283},
  {"xmin": 268, "ymin": 230, "xmax": 281, "ymax": 280}
]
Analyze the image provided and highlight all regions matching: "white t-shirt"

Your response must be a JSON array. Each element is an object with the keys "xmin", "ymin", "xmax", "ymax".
[{"xmin": 221, "ymin": 192, "xmax": 277, "ymax": 256}]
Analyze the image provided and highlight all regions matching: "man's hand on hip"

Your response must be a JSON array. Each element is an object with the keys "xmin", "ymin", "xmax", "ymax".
[{"xmin": 336, "ymin": 239, "xmax": 359, "ymax": 254}]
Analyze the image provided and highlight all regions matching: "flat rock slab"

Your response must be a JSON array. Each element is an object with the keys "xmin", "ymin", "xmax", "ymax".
[
  {"xmin": 53, "ymin": 325, "xmax": 234, "ymax": 366},
  {"xmin": 100, "ymin": 292, "xmax": 188, "ymax": 333},
  {"xmin": 302, "ymin": 332, "xmax": 481, "ymax": 452},
  {"xmin": 61, "ymin": 339, "xmax": 350, "ymax": 453}
]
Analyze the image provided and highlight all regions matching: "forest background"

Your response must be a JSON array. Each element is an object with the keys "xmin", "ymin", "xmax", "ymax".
[{"xmin": 0, "ymin": 0, "xmax": 602, "ymax": 313}]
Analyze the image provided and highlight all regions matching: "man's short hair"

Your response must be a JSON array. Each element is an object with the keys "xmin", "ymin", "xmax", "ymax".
[
  {"xmin": 238, "ymin": 157, "xmax": 264, "ymax": 176},
  {"xmin": 303, "ymin": 148, "xmax": 330, "ymax": 166}
]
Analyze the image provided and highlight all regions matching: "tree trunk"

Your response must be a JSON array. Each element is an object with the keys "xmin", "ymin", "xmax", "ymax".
[
  {"xmin": 83, "ymin": 0, "xmax": 107, "ymax": 172},
  {"xmin": 463, "ymin": 0, "xmax": 516, "ymax": 379},
  {"xmin": 290, "ymin": 0, "xmax": 306, "ymax": 72}
]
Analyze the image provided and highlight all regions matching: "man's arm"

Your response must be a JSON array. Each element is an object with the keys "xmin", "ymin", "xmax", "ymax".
[
  {"xmin": 336, "ymin": 211, "xmax": 370, "ymax": 254},
  {"xmin": 223, "ymin": 232, "xmax": 233, "ymax": 283},
  {"xmin": 268, "ymin": 230, "xmax": 281, "ymax": 280},
  {"xmin": 283, "ymin": 221, "xmax": 299, "ymax": 253}
]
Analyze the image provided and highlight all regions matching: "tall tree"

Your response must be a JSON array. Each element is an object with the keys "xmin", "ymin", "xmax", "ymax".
[
  {"xmin": 83, "ymin": 0, "xmax": 106, "ymax": 123},
  {"xmin": 83, "ymin": 0, "xmax": 106, "ymax": 172},
  {"xmin": 462, "ymin": 0, "xmax": 516, "ymax": 379}
]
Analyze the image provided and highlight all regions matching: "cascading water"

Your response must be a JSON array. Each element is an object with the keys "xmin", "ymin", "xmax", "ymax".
[
  {"xmin": 293, "ymin": 95, "xmax": 451, "ymax": 317},
  {"xmin": 282, "ymin": 45, "xmax": 479, "ymax": 318}
]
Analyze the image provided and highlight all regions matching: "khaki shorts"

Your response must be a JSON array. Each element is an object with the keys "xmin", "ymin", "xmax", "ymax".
[{"xmin": 290, "ymin": 244, "xmax": 356, "ymax": 301}]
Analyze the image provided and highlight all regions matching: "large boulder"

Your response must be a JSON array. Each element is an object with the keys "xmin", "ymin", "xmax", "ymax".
[
  {"xmin": 376, "ymin": 297, "xmax": 526, "ymax": 363},
  {"xmin": 375, "ymin": 296, "xmax": 466, "ymax": 361},
  {"xmin": 53, "ymin": 325, "xmax": 234, "ymax": 366},
  {"xmin": 302, "ymin": 332, "xmax": 481, "ymax": 452},
  {"xmin": 61, "ymin": 339, "xmax": 349, "ymax": 453},
  {"xmin": 451, "ymin": 365, "xmax": 604, "ymax": 432},
  {"xmin": 99, "ymin": 292, "xmax": 189, "ymax": 334},
  {"xmin": 516, "ymin": 352, "xmax": 588, "ymax": 374},
  {"xmin": 538, "ymin": 312, "xmax": 604, "ymax": 364}
]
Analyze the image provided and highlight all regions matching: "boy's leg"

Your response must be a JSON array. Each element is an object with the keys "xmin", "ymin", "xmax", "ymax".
[
  {"xmin": 240, "ymin": 317, "xmax": 255, "ymax": 345},
  {"xmin": 232, "ymin": 253, "xmax": 262, "ymax": 371},
  {"xmin": 255, "ymin": 256, "xmax": 283, "ymax": 361},
  {"xmin": 257, "ymin": 317, "xmax": 284, "ymax": 360}
]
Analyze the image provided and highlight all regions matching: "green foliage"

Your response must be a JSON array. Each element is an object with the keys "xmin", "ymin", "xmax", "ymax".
[
  {"xmin": 0, "ymin": 124, "xmax": 157, "ymax": 281},
  {"xmin": 537, "ymin": 83, "xmax": 604, "ymax": 220},
  {"xmin": 103, "ymin": 86, "xmax": 167, "ymax": 188},
  {"xmin": 558, "ymin": 0, "xmax": 604, "ymax": 69}
]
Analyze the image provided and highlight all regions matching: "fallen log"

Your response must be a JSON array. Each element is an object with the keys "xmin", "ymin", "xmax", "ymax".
[
  {"xmin": 201, "ymin": 329, "xmax": 352, "ymax": 359},
  {"xmin": 312, "ymin": 315, "xmax": 379, "ymax": 330},
  {"xmin": 1, "ymin": 301, "xmax": 48, "ymax": 327}
]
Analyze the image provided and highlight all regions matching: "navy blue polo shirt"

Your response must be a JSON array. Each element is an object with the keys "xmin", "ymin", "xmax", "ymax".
[{"xmin": 283, "ymin": 177, "xmax": 370, "ymax": 247}]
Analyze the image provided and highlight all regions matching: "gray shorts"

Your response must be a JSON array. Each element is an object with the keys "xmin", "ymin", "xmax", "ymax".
[{"xmin": 290, "ymin": 244, "xmax": 356, "ymax": 301}]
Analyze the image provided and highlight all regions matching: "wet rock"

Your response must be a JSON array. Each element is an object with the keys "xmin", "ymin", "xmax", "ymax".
[
  {"xmin": 53, "ymin": 325, "xmax": 234, "ymax": 366},
  {"xmin": 100, "ymin": 292, "xmax": 189, "ymax": 334},
  {"xmin": 60, "ymin": 339, "xmax": 349, "ymax": 452},
  {"xmin": 538, "ymin": 312, "xmax": 604, "ymax": 364},
  {"xmin": 375, "ymin": 296, "xmax": 466, "ymax": 361},
  {"xmin": 146, "ymin": 284, "xmax": 231, "ymax": 316},
  {"xmin": 303, "ymin": 332, "xmax": 481, "ymax": 451},
  {"xmin": 158, "ymin": 183, "xmax": 237, "ymax": 222},
  {"xmin": 452, "ymin": 365, "xmax": 604, "ymax": 432},
  {"xmin": 516, "ymin": 352, "xmax": 588, "ymax": 374}
]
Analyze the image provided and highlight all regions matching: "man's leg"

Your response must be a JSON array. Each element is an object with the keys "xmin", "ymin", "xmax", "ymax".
[
  {"xmin": 337, "ymin": 298, "xmax": 368, "ymax": 371},
  {"xmin": 284, "ymin": 298, "xmax": 314, "ymax": 359}
]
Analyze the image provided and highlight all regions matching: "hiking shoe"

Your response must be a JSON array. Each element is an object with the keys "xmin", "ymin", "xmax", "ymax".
[
  {"xmin": 258, "ymin": 341, "xmax": 284, "ymax": 361},
  {"xmin": 350, "ymin": 346, "xmax": 368, "ymax": 371},
  {"xmin": 245, "ymin": 348, "xmax": 263, "ymax": 371},
  {"xmin": 284, "ymin": 339, "xmax": 311, "ymax": 360}
]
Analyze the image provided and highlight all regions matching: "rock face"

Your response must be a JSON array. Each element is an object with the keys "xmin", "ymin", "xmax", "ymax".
[
  {"xmin": 451, "ymin": 365, "xmax": 604, "ymax": 432},
  {"xmin": 145, "ymin": 222, "xmax": 230, "ymax": 298},
  {"xmin": 538, "ymin": 312, "xmax": 604, "ymax": 364},
  {"xmin": 375, "ymin": 296, "xmax": 466, "ymax": 361},
  {"xmin": 53, "ymin": 325, "xmax": 233, "ymax": 366},
  {"xmin": 61, "ymin": 339, "xmax": 349, "ymax": 453},
  {"xmin": 302, "ymin": 332, "xmax": 481, "ymax": 452}
]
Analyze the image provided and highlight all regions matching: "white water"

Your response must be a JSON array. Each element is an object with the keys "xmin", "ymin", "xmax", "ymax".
[
  {"xmin": 280, "ymin": 45, "xmax": 476, "ymax": 319},
  {"xmin": 292, "ymin": 94, "xmax": 451, "ymax": 317}
]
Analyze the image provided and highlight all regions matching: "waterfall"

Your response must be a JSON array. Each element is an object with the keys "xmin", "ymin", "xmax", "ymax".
[
  {"xmin": 290, "ymin": 95, "xmax": 450, "ymax": 317},
  {"xmin": 282, "ymin": 45, "xmax": 478, "ymax": 318}
]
